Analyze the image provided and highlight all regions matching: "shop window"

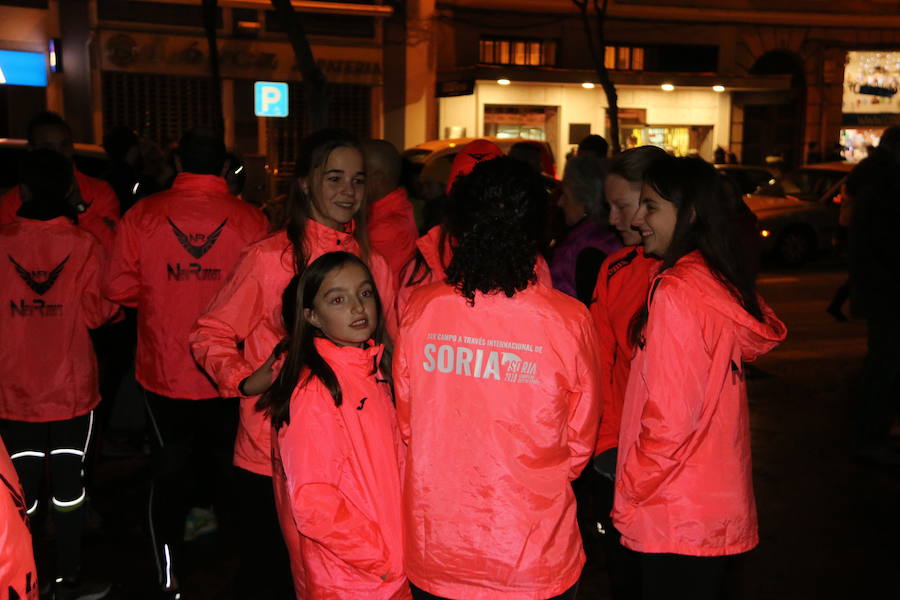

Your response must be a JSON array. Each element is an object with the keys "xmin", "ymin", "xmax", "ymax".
[
  {"xmin": 483, "ymin": 105, "xmax": 558, "ymax": 145},
  {"xmin": 479, "ymin": 38, "xmax": 557, "ymax": 67},
  {"xmin": 102, "ymin": 72, "xmax": 217, "ymax": 147}
]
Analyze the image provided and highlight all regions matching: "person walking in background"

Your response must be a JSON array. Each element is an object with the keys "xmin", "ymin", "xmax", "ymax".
[
  {"xmin": 0, "ymin": 111, "xmax": 120, "ymax": 253},
  {"xmin": 190, "ymin": 129, "xmax": 395, "ymax": 599},
  {"xmin": 847, "ymin": 125, "xmax": 900, "ymax": 466},
  {"xmin": 259, "ymin": 252, "xmax": 409, "ymax": 599},
  {"xmin": 577, "ymin": 134, "xmax": 609, "ymax": 159},
  {"xmin": 551, "ymin": 155, "xmax": 622, "ymax": 305},
  {"xmin": 394, "ymin": 156, "xmax": 601, "ymax": 600},
  {"xmin": 102, "ymin": 129, "xmax": 269, "ymax": 599},
  {"xmin": 364, "ymin": 139, "xmax": 419, "ymax": 287},
  {"xmin": 588, "ymin": 146, "xmax": 666, "ymax": 600},
  {"xmin": 0, "ymin": 149, "xmax": 119, "ymax": 600},
  {"xmin": 614, "ymin": 156, "xmax": 786, "ymax": 599}
]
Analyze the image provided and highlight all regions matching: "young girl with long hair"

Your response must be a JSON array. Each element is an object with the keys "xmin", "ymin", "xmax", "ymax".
[
  {"xmin": 613, "ymin": 156, "xmax": 786, "ymax": 599},
  {"xmin": 394, "ymin": 156, "xmax": 601, "ymax": 600},
  {"xmin": 258, "ymin": 251, "xmax": 408, "ymax": 600},
  {"xmin": 190, "ymin": 129, "xmax": 396, "ymax": 598}
]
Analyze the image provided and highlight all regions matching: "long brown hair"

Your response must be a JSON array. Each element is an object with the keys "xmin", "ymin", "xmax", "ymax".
[
  {"xmin": 257, "ymin": 252, "xmax": 392, "ymax": 430},
  {"xmin": 282, "ymin": 129, "xmax": 371, "ymax": 275}
]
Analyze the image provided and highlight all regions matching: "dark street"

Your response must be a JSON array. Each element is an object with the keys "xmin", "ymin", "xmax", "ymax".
[{"xmin": 40, "ymin": 261, "xmax": 898, "ymax": 600}]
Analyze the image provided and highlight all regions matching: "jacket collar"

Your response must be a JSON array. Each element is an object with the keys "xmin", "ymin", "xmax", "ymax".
[
  {"xmin": 306, "ymin": 216, "xmax": 357, "ymax": 249},
  {"xmin": 314, "ymin": 337, "xmax": 383, "ymax": 370},
  {"xmin": 170, "ymin": 173, "xmax": 230, "ymax": 195}
]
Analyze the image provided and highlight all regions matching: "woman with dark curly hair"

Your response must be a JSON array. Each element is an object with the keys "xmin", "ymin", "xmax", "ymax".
[{"xmin": 394, "ymin": 156, "xmax": 602, "ymax": 600}]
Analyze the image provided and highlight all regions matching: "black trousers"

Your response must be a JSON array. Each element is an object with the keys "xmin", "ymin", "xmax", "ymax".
[
  {"xmin": 1, "ymin": 412, "xmax": 94, "ymax": 579},
  {"xmin": 232, "ymin": 466, "xmax": 294, "ymax": 599},
  {"xmin": 640, "ymin": 553, "xmax": 732, "ymax": 600},
  {"xmin": 143, "ymin": 391, "xmax": 238, "ymax": 591},
  {"xmin": 590, "ymin": 469, "xmax": 641, "ymax": 600},
  {"xmin": 410, "ymin": 582, "xmax": 578, "ymax": 600},
  {"xmin": 856, "ymin": 309, "xmax": 900, "ymax": 451}
]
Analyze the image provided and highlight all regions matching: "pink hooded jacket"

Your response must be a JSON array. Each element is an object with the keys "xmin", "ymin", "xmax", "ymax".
[
  {"xmin": 613, "ymin": 251, "xmax": 787, "ymax": 556},
  {"xmin": 0, "ymin": 217, "xmax": 118, "ymax": 422},
  {"xmin": 396, "ymin": 225, "xmax": 553, "ymax": 317},
  {"xmin": 272, "ymin": 339, "xmax": 409, "ymax": 599},
  {"xmin": 394, "ymin": 281, "xmax": 602, "ymax": 599},
  {"xmin": 0, "ymin": 435, "xmax": 37, "ymax": 599},
  {"xmin": 190, "ymin": 220, "xmax": 396, "ymax": 476}
]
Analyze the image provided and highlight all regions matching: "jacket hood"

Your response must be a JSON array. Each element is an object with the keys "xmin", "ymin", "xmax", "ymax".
[
  {"xmin": 655, "ymin": 252, "xmax": 786, "ymax": 362},
  {"xmin": 416, "ymin": 224, "xmax": 454, "ymax": 278}
]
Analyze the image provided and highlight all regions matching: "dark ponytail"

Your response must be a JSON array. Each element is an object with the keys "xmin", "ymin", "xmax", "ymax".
[{"xmin": 257, "ymin": 252, "xmax": 392, "ymax": 430}]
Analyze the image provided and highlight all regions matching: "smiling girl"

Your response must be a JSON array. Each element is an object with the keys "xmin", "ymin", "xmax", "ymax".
[
  {"xmin": 259, "ymin": 252, "xmax": 408, "ymax": 600},
  {"xmin": 613, "ymin": 156, "xmax": 786, "ymax": 599},
  {"xmin": 190, "ymin": 129, "xmax": 396, "ymax": 598}
]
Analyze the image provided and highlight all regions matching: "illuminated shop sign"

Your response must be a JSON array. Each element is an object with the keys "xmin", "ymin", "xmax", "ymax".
[{"xmin": 0, "ymin": 50, "xmax": 47, "ymax": 87}]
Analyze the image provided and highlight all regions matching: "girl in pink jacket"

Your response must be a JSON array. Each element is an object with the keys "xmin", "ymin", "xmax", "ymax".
[
  {"xmin": 257, "ymin": 251, "xmax": 408, "ymax": 600},
  {"xmin": 613, "ymin": 156, "xmax": 787, "ymax": 599},
  {"xmin": 191, "ymin": 129, "xmax": 396, "ymax": 597}
]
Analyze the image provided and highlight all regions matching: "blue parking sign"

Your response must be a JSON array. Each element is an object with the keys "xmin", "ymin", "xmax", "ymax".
[{"xmin": 254, "ymin": 81, "xmax": 289, "ymax": 118}]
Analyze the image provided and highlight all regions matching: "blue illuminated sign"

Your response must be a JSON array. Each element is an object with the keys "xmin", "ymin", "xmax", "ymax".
[
  {"xmin": 254, "ymin": 81, "xmax": 289, "ymax": 118},
  {"xmin": 0, "ymin": 50, "xmax": 47, "ymax": 87}
]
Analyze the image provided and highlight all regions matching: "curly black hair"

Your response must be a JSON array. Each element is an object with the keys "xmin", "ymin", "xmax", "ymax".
[{"xmin": 445, "ymin": 156, "xmax": 547, "ymax": 304}]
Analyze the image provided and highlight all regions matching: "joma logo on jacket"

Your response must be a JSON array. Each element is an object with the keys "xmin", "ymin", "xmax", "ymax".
[{"xmin": 8, "ymin": 255, "xmax": 69, "ymax": 296}]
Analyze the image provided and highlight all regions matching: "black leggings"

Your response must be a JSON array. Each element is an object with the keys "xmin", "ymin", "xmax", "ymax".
[
  {"xmin": 1, "ymin": 412, "xmax": 95, "ymax": 579},
  {"xmin": 410, "ymin": 582, "xmax": 578, "ymax": 600},
  {"xmin": 641, "ymin": 553, "xmax": 733, "ymax": 600}
]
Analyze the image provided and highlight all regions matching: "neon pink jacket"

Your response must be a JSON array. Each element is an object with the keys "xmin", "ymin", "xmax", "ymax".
[
  {"xmin": 396, "ymin": 225, "xmax": 553, "ymax": 317},
  {"xmin": 368, "ymin": 187, "xmax": 418, "ymax": 287},
  {"xmin": 1, "ymin": 170, "xmax": 120, "ymax": 253},
  {"xmin": 613, "ymin": 251, "xmax": 786, "ymax": 556},
  {"xmin": 273, "ymin": 339, "xmax": 409, "ymax": 599},
  {"xmin": 0, "ymin": 435, "xmax": 37, "ymax": 600},
  {"xmin": 0, "ymin": 217, "xmax": 118, "ymax": 422},
  {"xmin": 102, "ymin": 173, "xmax": 268, "ymax": 400},
  {"xmin": 394, "ymin": 281, "xmax": 602, "ymax": 599},
  {"xmin": 190, "ymin": 220, "xmax": 396, "ymax": 476},
  {"xmin": 589, "ymin": 246, "xmax": 659, "ymax": 455}
]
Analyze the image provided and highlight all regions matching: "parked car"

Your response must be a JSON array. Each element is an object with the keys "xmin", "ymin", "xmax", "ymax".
[
  {"xmin": 403, "ymin": 137, "xmax": 557, "ymax": 186},
  {"xmin": 713, "ymin": 163, "xmax": 779, "ymax": 195},
  {"xmin": 744, "ymin": 161, "xmax": 853, "ymax": 266},
  {"xmin": 0, "ymin": 138, "xmax": 108, "ymax": 195}
]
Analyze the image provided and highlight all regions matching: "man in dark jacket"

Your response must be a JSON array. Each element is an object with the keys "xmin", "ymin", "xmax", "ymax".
[{"xmin": 847, "ymin": 125, "xmax": 900, "ymax": 465}]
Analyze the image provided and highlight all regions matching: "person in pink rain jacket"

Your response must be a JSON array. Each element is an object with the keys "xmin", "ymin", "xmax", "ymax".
[
  {"xmin": 190, "ymin": 129, "xmax": 395, "ymax": 598},
  {"xmin": 394, "ymin": 157, "xmax": 602, "ymax": 600},
  {"xmin": 397, "ymin": 139, "xmax": 551, "ymax": 315},
  {"xmin": 257, "ymin": 251, "xmax": 408, "ymax": 599},
  {"xmin": 613, "ymin": 156, "xmax": 787, "ymax": 599}
]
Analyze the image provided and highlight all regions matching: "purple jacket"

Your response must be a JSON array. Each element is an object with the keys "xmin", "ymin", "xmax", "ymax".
[{"xmin": 551, "ymin": 219, "xmax": 622, "ymax": 299}]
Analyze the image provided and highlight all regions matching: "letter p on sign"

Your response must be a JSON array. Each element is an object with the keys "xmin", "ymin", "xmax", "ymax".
[{"xmin": 254, "ymin": 81, "xmax": 289, "ymax": 118}]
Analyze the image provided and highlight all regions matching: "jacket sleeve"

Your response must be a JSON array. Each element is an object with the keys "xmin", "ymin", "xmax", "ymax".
[
  {"xmin": 590, "ymin": 262, "xmax": 616, "ymax": 451},
  {"xmin": 280, "ymin": 386, "xmax": 394, "ymax": 578},
  {"xmin": 617, "ymin": 281, "xmax": 706, "ymax": 505},
  {"xmin": 566, "ymin": 314, "xmax": 603, "ymax": 480},
  {"xmin": 392, "ymin": 328, "xmax": 412, "ymax": 445},
  {"xmin": 101, "ymin": 208, "xmax": 141, "ymax": 307},
  {"xmin": 189, "ymin": 246, "xmax": 267, "ymax": 398},
  {"xmin": 82, "ymin": 241, "xmax": 120, "ymax": 329},
  {"xmin": 368, "ymin": 250, "xmax": 399, "ymax": 341}
]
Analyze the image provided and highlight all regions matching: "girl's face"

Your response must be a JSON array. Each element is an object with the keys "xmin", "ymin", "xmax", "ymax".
[
  {"xmin": 631, "ymin": 184, "xmax": 678, "ymax": 258},
  {"xmin": 305, "ymin": 262, "xmax": 377, "ymax": 348},
  {"xmin": 604, "ymin": 174, "xmax": 643, "ymax": 246},
  {"xmin": 557, "ymin": 182, "xmax": 587, "ymax": 227},
  {"xmin": 303, "ymin": 146, "xmax": 366, "ymax": 231}
]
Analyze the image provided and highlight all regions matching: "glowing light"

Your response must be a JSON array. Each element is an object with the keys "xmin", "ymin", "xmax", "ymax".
[
  {"xmin": 582, "ymin": 82, "xmax": 595, "ymax": 89},
  {"xmin": 497, "ymin": 79, "xmax": 511, "ymax": 86},
  {"xmin": 713, "ymin": 85, "xmax": 725, "ymax": 93},
  {"xmin": 661, "ymin": 83, "xmax": 675, "ymax": 92},
  {"xmin": 760, "ymin": 230, "xmax": 771, "ymax": 238}
]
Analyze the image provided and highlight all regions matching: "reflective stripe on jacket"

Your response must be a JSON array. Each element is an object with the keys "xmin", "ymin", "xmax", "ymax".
[
  {"xmin": 394, "ymin": 281, "xmax": 601, "ymax": 599},
  {"xmin": 589, "ymin": 246, "xmax": 658, "ymax": 456},
  {"xmin": 190, "ymin": 221, "xmax": 396, "ymax": 476},
  {"xmin": 0, "ymin": 217, "xmax": 118, "ymax": 421},
  {"xmin": 613, "ymin": 251, "xmax": 786, "ymax": 556},
  {"xmin": 273, "ymin": 339, "xmax": 409, "ymax": 600},
  {"xmin": 1, "ymin": 170, "xmax": 120, "ymax": 254},
  {"xmin": 103, "ymin": 173, "xmax": 269, "ymax": 399}
]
